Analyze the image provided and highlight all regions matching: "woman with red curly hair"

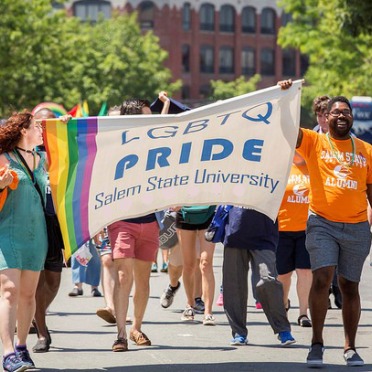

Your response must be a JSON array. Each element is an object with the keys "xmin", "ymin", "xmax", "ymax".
[{"xmin": 0, "ymin": 111, "xmax": 48, "ymax": 372}]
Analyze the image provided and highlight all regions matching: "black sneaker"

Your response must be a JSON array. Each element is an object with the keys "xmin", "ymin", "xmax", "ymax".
[
  {"xmin": 15, "ymin": 346, "xmax": 35, "ymax": 369},
  {"xmin": 193, "ymin": 297, "xmax": 205, "ymax": 314},
  {"xmin": 2, "ymin": 352, "xmax": 28, "ymax": 372},
  {"xmin": 68, "ymin": 287, "xmax": 83, "ymax": 296},
  {"xmin": 306, "ymin": 343, "xmax": 324, "ymax": 367},
  {"xmin": 160, "ymin": 281, "xmax": 180, "ymax": 308},
  {"xmin": 91, "ymin": 288, "xmax": 102, "ymax": 297}
]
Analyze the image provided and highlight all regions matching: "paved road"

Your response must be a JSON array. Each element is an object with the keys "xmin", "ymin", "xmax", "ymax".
[{"xmin": 3, "ymin": 245, "xmax": 372, "ymax": 371}]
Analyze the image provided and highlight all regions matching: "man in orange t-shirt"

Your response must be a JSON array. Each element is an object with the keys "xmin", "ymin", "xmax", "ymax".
[
  {"xmin": 280, "ymin": 80, "xmax": 372, "ymax": 367},
  {"xmin": 287, "ymin": 91, "xmax": 372, "ymax": 367}
]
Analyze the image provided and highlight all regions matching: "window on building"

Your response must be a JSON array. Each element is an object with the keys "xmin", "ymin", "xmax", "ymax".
[
  {"xmin": 73, "ymin": 0, "xmax": 111, "ymax": 22},
  {"xmin": 219, "ymin": 46, "xmax": 234, "ymax": 74},
  {"xmin": 182, "ymin": 44, "xmax": 190, "ymax": 73},
  {"xmin": 260, "ymin": 48, "xmax": 275, "ymax": 75},
  {"xmin": 200, "ymin": 45, "xmax": 214, "ymax": 73},
  {"xmin": 138, "ymin": 1, "xmax": 155, "ymax": 30},
  {"xmin": 182, "ymin": 2, "xmax": 191, "ymax": 31},
  {"xmin": 261, "ymin": 8, "xmax": 276, "ymax": 34},
  {"xmin": 300, "ymin": 54, "xmax": 309, "ymax": 76},
  {"xmin": 241, "ymin": 47, "xmax": 255, "ymax": 76},
  {"xmin": 241, "ymin": 6, "xmax": 256, "ymax": 33},
  {"xmin": 220, "ymin": 5, "xmax": 235, "ymax": 33},
  {"xmin": 52, "ymin": 1, "xmax": 65, "ymax": 10},
  {"xmin": 282, "ymin": 49, "xmax": 296, "ymax": 76},
  {"xmin": 281, "ymin": 12, "xmax": 292, "ymax": 27},
  {"xmin": 200, "ymin": 3, "xmax": 215, "ymax": 31}
]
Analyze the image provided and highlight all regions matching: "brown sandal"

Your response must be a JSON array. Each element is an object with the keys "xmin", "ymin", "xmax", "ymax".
[
  {"xmin": 112, "ymin": 338, "xmax": 128, "ymax": 352},
  {"xmin": 96, "ymin": 308, "xmax": 116, "ymax": 324},
  {"xmin": 129, "ymin": 330, "xmax": 151, "ymax": 346}
]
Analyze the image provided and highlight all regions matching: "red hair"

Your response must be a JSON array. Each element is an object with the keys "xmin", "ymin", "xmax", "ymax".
[{"xmin": 0, "ymin": 111, "xmax": 33, "ymax": 154}]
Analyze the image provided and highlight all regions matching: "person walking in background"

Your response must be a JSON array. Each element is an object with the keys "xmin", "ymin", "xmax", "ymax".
[
  {"xmin": 222, "ymin": 207, "xmax": 296, "ymax": 347},
  {"xmin": 68, "ymin": 240, "xmax": 102, "ymax": 298},
  {"xmin": 32, "ymin": 107, "xmax": 65, "ymax": 353},
  {"xmin": 281, "ymin": 79, "xmax": 372, "ymax": 367},
  {"xmin": 158, "ymin": 209, "xmax": 182, "ymax": 308},
  {"xmin": 159, "ymin": 211, "xmax": 204, "ymax": 311},
  {"xmin": 175, "ymin": 205, "xmax": 216, "ymax": 326},
  {"xmin": 276, "ymin": 152, "xmax": 312, "ymax": 327},
  {"xmin": 312, "ymin": 95, "xmax": 331, "ymax": 134},
  {"xmin": 0, "ymin": 111, "xmax": 48, "ymax": 371}
]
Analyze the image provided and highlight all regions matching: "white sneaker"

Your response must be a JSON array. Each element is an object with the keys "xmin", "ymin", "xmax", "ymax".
[
  {"xmin": 203, "ymin": 314, "xmax": 216, "ymax": 326},
  {"xmin": 181, "ymin": 306, "xmax": 195, "ymax": 321},
  {"xmin": 160, "ymin": 282, "xmax": 180, "ymax": 308}
]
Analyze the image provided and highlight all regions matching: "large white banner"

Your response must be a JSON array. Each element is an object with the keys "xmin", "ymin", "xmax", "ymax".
[{"xmin": 46, "ymin": 81, "xmax": 302, "ymax": 254}]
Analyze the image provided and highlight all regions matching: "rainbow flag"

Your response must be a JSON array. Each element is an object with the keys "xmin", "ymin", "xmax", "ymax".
[
  {"xmin": 44, "ymin": 117, "xmax": 98, "ymax": 259},
  {"xmin": 68, "ymin": 101, "xmax": 89, "ymax": 118}
]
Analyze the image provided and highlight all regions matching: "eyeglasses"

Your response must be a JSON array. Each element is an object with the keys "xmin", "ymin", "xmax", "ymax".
[{"xmin": 329, "ymin": 109, "xmax": 352, "ymax": 117}]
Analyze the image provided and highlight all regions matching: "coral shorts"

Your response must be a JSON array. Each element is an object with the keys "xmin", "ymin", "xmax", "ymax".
[{"xmin": 108, "ymin": 221, "xmax": 159, "ymax": 262}]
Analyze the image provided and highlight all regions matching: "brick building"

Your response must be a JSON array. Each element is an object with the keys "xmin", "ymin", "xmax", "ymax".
[{"xmin": 63, "ymin": 0, "xmax": 307, "ymax": 102}]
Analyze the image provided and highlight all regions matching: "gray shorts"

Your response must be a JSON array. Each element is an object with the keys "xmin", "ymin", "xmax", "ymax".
[{"xmin": 306, "ymin": 213, "xmax": 371, "ymax": 282}]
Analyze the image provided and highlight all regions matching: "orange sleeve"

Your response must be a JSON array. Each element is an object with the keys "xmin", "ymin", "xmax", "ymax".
[
  {"xmin": 0, "ymin": 188, "xmax": 8, "ymax": 211},
  {"xmin": 0, "ymin": 170, "xmax": 19, "ymax": 211}
]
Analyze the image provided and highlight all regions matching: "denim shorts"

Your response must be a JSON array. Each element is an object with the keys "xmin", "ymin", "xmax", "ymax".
[{"xmin": 306, "ymin": 213, "xmax": 371, "ymax": 282}]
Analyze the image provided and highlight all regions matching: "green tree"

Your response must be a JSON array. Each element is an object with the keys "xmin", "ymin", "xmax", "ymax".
[
  {"xmin": 0, "ymin": 1, "xmax": 180, "ymax": 116},
  {"xmin": 210, "ymin": 74, "xmax": 261, "ymax": 100},
  {"xmin": 278, "ymin": 0, "xmax": 372, "ymax": 112},
  {"xmin": 341, "ymin": 0, "xmax": 372, "ymax": 36},
  {"xmin": 76, "ymin": 12, "xmax": 181, "ymax": 114},
  {"xmin": 0, "ymin": 0, "xmax": 84, "ymax": 116}
]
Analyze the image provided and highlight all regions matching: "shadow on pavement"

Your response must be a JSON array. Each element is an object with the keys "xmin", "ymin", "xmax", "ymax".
[{"xmin": 37, "ymin": 362, "xmax": 372, "ymax": 371}]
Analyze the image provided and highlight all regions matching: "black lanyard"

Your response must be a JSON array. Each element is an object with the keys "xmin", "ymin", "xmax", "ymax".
[{"xmin": 13, "ymin": 149, "xmax": 46, "ymax": 211}]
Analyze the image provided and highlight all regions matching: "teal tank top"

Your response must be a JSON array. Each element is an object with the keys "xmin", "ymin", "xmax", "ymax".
[{"xmin": 0, "ymin": 151, "xmax": 48, "ymax": 271}]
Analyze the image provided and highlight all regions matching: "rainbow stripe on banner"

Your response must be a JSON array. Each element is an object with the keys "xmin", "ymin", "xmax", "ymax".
[{"xmin": 44, "ymin": 117, "xmax": 98, "ymax": 259}]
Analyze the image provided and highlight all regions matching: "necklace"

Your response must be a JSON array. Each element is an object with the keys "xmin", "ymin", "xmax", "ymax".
[
  {"xmin": 16, "ymin": 146, "xmax": 35, "ymax": 155},
  {"xmin": 326, "ymin": 133, "xmax": 355, "ymax": 167}
]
